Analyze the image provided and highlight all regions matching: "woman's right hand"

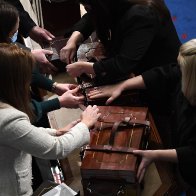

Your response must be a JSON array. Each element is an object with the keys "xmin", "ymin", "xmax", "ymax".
[
  {"xmin": 58, "ymin": 87, "xmax": 84, "ymax": 108},
  {"xmin": 60, "ymin": 40, "xmax": 77, "ymax": 64},
  {"xmin": 81, "ymin": 105, "xmax": 101, "ymax": 128},
  {"xmin": 60, "ymin": 31, "xmax": 84, "ymax": 64},
  {"xmin": 88, "ymin": 82, "xmax": 124, "ymax": 105}
]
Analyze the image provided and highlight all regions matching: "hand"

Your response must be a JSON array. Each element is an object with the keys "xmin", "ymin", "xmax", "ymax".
[
  {"xmin": 60, "ymin": 40, "xmax": 77, "ymax": 64},
  {"xmin": 60, "ymin": 31, "xmax": 84, "ymax": 64},
  {"xmin": 66, "ymin": 62, "xmax": 94, "ymax": 77},
  {"xmin": 31, "ymin": 49, "xmax": 58, "ymax": 74},
  {"xmin": 56, "ymin": 119, "xmax": 81, "ymax": 136},
  {"xmin": 54, "ymin": 83, "xmax": 78, "ymax": 96},
  {"xmin": 58, "ymin": 87, "xmax": 84, "ymax": 108},
  {"xmin": 29, "ymin": 26, "xmax": 55, "ymax": 45},
  {"xmin": 88, "ymin": 82, "xmax": 124, "ymax": 105},
  {"xmin": 133, "ymin": 150, "xmax": 155, "ymax": 183},
  {"xmin": 81, "ymin": 105, "xmax": 101, "ymax": 128}
]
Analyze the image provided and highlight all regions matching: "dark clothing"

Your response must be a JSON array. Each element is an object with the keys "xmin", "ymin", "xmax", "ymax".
[
  {"xmin": 142, "ymin": 64, "xmax": 196, "ymax": 189},
  {"xmin": 72, "ymin": 4, "xmax": 181, "ymax": 84},
  {"xmin": 6, "ymin": 0, "xmax": 36, "ymax": 37},
  {"xmin": 31, "ymin": 68, "xmax": 60, "ymax": 122},
  {"xmin": 15, "ymin": 42, "xmax": 60, "ymax": 121}
]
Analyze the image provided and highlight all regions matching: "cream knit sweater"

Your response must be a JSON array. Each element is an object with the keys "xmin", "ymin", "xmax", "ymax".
[{"xmin": 0, "ymin": 104, "xmax": 89, "ymax": 196}]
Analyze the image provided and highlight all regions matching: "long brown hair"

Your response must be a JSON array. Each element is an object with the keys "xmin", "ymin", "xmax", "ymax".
[
  {"xmin": 0, "ymin": 43, "xmax": 35, "ymax": 121},
  {"xmin": 0, "ymin": 1, "xmax": 19, "ymax": 43}
]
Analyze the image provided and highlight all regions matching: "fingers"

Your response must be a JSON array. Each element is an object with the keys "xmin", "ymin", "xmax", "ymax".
[
  {"xmin": 132, "ymin": 150, "xmax": 143, "ymax": 155},
  {"xmin": 106, "ymin": 96, "xmax": 114, "ymax": 105},
  {"xmin": 45, "ymin": 29, "xmax": 55, "ymax": 39},
  {"xmin": 60, "ymin": 48, "xmax": 76, "ymax": 64},
  {"xmin": 71, "ymin": 119, "xmax": 80, "ymax": 126},
  {"xmin": 69, "ymin": 84, "xmax": 78, "ymax": 90},
  {"xmin": 42, "ymin": 49, "xmax": 53, "ymax": 55},
  {"xmin": 45, "ymin": 61, "xmax": 58, "ymax": 72},
  {"xmin": 138, "ymin": 166, "xmax": 146, "ymax": 183},
  {"xmin": 70, "ymin": 86, "xmax": 80, "ymax": 94},
  {"xmin": 70, "ymin": 51, "xmax": 76, "ymax": 63},
  {"xmin": 88, "ymin": 89, "xmax": 102, "ymax": 98},
  {"xmin": 74, "ymin": 95, "xmax": 85, "ymax": 104},
  {"xmin": 76, "ymin": 118, "xmax": 81, "ymax": 123},
  {"xmin": 79, "ymin": 104, "xmax": 86, "ymax": 111}
]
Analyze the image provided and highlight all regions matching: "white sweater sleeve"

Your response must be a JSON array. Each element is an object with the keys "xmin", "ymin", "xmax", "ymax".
[{"xmin": 0, "ymin": 108, "xmax": 90, "ymax": 159}]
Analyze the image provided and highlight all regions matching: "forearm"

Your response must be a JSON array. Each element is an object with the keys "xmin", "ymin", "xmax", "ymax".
[
  {"xmin": 120, "ymin": 75, "xmax": 146, "ymax": 91},
  {"xmin": 153, "ymin": 149, "xmax": 178, "ymax": 163},
  {"xmin": 68, "ymin": 31, "xmax": 84, "ymax": 46}
]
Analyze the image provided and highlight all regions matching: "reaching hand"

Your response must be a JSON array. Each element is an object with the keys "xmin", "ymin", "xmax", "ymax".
[
  {"xmin": 81, "ymin": 105, "xmax": 101, "ymax": 128},
  {"xmin": 60, "ymin": 41, "xmax": 77, "ymax": 64},
  {"xmin": 88, "ymin": 82, "xmax": 124, "ymax": 105},
  {"xmin": 56, "ymin": 119, "xmax": 81, "ymax": 136},
  {"xmin": 54, "ymin": 83, "xmax": 78, "ymax": 96},
  {"xmin": 133, "ymin": 150, "xmax": 155, "ymax": 183},
  {"xmin": 58, "ymin": 87, "xmax": 84, "ymax": 108},
  {"xmin": 31, "ymin": 49, "xmax": 58, "ymax": 74},
  {"xmin": 66, "ymin": 62, "xmax": 94, "ymax": 77},
  {"xmin": 29, "ymin": 26, "xmax": 55, "ymax": 45}
]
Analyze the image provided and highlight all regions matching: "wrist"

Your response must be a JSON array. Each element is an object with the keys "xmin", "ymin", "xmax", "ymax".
[
  {"xmin": 69, "ymin": 31, "xmax": 83, "ymax": 45},
  {"xmin": 51, "ymin": 82, "xmax": 58, "ymax": 93},
  {"xmin": 82, "ymin": 62, "xmax": 94, "ymax": 75},
  {"xmin": 119, "ymin": 81, "xmax": 127, "ymax": 92},
  {"xmin": 81, "ymin": 120, "xmax": 92, "ymax": 129}
]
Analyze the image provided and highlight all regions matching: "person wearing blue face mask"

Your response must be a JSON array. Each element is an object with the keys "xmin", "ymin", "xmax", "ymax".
[
  {"xmin": 0, "ymin": 0, "xmax": 56, "ymax": 74},
  {"xmin": 0, "ymin": 1, "xmax": 85, "ymax": 190},
  {"xmin": 10, "ymin": 30, "xmax": 18, "ymax": 42},
  {"xmin": 0, "ymin": 1, "xmax": 84, "ymax": 126},
  {"xmin": 7, "ymin": 0, "xmax": 55, "ymax": 46}
]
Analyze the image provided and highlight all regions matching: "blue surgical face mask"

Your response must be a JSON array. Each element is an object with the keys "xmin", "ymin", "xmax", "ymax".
[{"xmin": 10, "ymin": 30, "xmax": 18, "ymax": 43}]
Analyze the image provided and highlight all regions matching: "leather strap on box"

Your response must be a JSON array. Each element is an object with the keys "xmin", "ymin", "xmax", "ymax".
[
  {"xmin": 84, "ymin": 117, "xmax": 150, "ymax": 154},
  {"xmin": 84, "ymin": 145, "xmax": 137, "ymax": 154},
  {"xmin": 109, "ymin": 118, "xmax": 150, "ymax": 146}
]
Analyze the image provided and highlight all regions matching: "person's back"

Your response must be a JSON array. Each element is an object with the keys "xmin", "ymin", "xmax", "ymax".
[
  {"xmin": 0, "ymin": 106, "xmax": 33, "ymax": 196},
  {"xmin": 107, "ymin": 2, "xmax": 181, "ymax": 76},
  {"xmin": 62, "ymin": 0, "xmax": 181, "ymax": 84},
  {"xmin": 0, "ymin": 43, "xmax": 100, "ymax": 196}
]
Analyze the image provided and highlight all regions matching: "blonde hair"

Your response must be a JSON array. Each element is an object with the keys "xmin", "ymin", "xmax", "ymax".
[{"xmin": 178, "ymin": 39, "xmax": 196, "ymax": 105}]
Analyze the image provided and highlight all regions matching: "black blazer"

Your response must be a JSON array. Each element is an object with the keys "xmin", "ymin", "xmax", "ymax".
[{"xmin": 71, "ymin": 4, "xmax": 181, "ymax": 84}]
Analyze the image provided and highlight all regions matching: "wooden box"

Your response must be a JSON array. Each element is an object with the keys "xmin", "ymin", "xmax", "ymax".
[
  {"xmin": 81, "ymin": 106, "xmax": 150, "ymax": 195},
  {"xmin": 43, "ymin": 36, "xmax": 68, "ymax": 72}
]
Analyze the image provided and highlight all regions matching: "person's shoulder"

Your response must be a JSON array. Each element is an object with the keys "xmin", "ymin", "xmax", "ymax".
[
  {"xmin": 0, "ymin": 105, "xmax": 28, "ymax": 122},
  {"xmin": 127, "ymin": 4, "xmax": 157, "ymax": 18}
]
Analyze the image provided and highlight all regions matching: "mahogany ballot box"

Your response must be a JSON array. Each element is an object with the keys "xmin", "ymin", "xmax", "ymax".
[{"xmin": 81, "ymin": 106, "xmax": 150, "ymax": 195}]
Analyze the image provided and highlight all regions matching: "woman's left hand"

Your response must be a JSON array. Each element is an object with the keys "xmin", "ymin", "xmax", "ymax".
[
  {"xmin": 66, "ymin": 62, "xmax": 94, "ymax": 77},
  {"xmin": 58, "ymin": 87, "xmax": 84, "ymax": 108},
  {"xmin": 54, "ymin": 83, "xmax": 78, "ymax": 96},
  {"xmin": 56, "ymin": 119, "xmax": 81, "ymax": 136},
  {"xmin": 31, "ymin": 49, "xmax": 58, "ymax": 74},
  {"xmin": 133, "ymin": 150, "xmax": 155, "ymax": 183}
]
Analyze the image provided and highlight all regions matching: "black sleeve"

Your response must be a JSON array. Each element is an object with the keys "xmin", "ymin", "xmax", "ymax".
[
  {"xmin": 176, "ymin": 144, "xmax": 196, "ymax": 188},
  {"xmin": 31, "ymin": 68, "xmax": 54, "ymax": 92},
  {"xmin": 7, "ymin": 0, "xmax": 36, "ymax": 37},
  {"xmin": 142, "ymin": 63, "xmax": 180, "ymax": 95},
  {"xmin": 69, "ymin": 13, "xmax": 94, "ymax": 40},
  {"xmin": 93, "ymin": 6, "xmax": 159, "ymax": 81}
]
